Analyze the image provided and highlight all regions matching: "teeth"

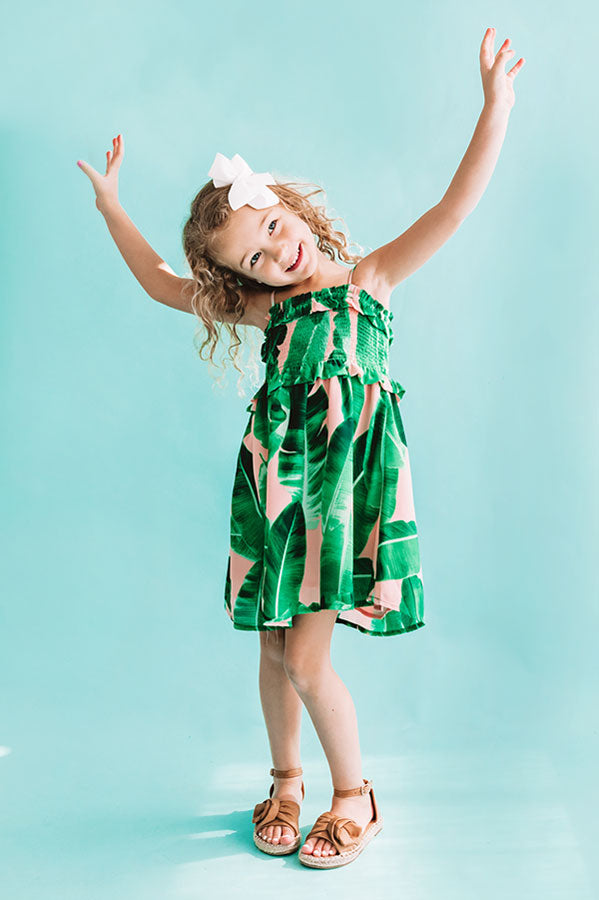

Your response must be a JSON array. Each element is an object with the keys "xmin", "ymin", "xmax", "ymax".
[{"xmin": 288, "ymin": 245, "xmax": 300, "ymax": 270}]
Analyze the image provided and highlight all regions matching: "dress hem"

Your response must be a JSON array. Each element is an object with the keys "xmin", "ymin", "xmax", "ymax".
[{"xmin": 225, "ymin": 603, "xmax": 426, "ymax": 638}]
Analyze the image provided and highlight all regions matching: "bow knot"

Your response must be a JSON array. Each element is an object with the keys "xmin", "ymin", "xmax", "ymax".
[
  {"xmin": 329, "ymin": 815, "xmax": 362, "ymax": 848},
  {"xmin": 208, "ymin": 152, "xmax": 280, "ymax": 211},
  {"xmin": 306, "ymin": 811, "xmax": 362, "ymax": 852},
  {"xmin": 252, "ymin": 797, "xmax": 281, "ymax": 828},
  {"xmin": 252, "ymin": 796, "xmax": 301, "ymax": 837}
]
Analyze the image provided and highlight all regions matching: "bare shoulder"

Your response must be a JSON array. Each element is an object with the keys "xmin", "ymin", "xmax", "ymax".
[
  {"xmin": 351, "ymin": 258, "xmax": 393, "ymax": 309},
  {"xmin": 229, "ymin": 285, "xmax": 272, "ymax": 330},
  {"xmin": 356, "ymin": 203, "xmax": 464, "ymax": 297},
  {"xmin": 173, "ymin": 278, "xmax": 271, "ymax": 330}
]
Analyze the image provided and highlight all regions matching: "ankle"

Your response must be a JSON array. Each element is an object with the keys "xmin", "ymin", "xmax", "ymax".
[
  {"xmin": 272, "ymin": 773, "xmax": 303, "ymax": 798},
  {"xmin": 273, "ymin": 773, "xmax": 303, "ymax": 785},
  {"xmin": 331, "ymin": 791, "xmax": 370, "ymax": 806}
]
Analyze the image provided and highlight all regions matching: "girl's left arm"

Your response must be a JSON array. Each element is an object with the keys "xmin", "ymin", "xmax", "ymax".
[{"xmin": 366, "ymin": 27, "xmax": 525, "ymax": 294}]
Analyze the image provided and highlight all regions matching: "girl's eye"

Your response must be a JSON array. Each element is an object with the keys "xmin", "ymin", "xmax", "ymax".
[{"xmin": 250, "ymin": 219, "xmax": 278, "ymax": 267}]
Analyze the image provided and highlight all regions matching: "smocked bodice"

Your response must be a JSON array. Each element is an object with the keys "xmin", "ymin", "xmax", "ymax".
[{"xmin": 259, "ymin": 282, "xmax": 405, "ymax": 398}]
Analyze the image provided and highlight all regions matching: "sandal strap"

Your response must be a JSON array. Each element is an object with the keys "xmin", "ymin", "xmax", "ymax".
[
  {"xmin": 333, "ymin": 777, "xmax": 373, "ymax": 798},
  {"xmin": 252, "ymin": 797, "xmax": 301, "ymax": 836},
  {"xmin": 270, "ymin": 766, "xmax": 303, "ymax": 778},
  {"xmin": 303, "ymin": 811, "xmax": 362, "ymax": 854},
  {"xmin": 269, "ymin": 774, "xmax": 305, "ymax": 801}
]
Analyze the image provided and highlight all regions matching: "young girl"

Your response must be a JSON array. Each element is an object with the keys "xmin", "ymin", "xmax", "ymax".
[{"xmin": 78, "ymin": 27, "xmax": 523, "ymax": 869}]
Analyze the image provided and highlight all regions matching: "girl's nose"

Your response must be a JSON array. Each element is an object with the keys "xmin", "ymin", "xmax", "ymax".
[{"xmin": 276, "ymin": 245, "xmax": 291, "ymax": 269}]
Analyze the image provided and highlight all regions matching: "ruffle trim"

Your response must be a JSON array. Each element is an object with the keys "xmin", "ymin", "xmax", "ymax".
[
  {"xmin": 264, "ymin": 356, "xmax": 406, "ymax": 397},
  {"xmin": 245, "ymin": 367, "xmax": 406, "ymax": 411},
  {"xmin": 231, "ymin": 617, "xmax": 426, "ymax": 637},
  {"xmin": 266, "ymin": 284, "xmax": 394, "ymax": 340},
  {"xmin": 226, "ymin": 592, "xmax": 425, "ymax": 637}
]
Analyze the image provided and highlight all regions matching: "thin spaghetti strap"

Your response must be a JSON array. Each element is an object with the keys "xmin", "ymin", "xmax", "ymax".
[
  {"xmin": 347, "ymin": 264, "xmax": 357, "ymax": 285},
  {"xmin": 270, "ymin": 288, "xmax": 276, "ymax": 305}
]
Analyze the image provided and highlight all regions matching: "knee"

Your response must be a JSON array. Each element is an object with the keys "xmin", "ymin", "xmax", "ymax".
[
  {"xmin": 283, "ymin": 651, "xmax": 331, "ymax": 692},
  {"xmin": 260, "ymin": 630, "xmax": 286, "ymax": 665}
]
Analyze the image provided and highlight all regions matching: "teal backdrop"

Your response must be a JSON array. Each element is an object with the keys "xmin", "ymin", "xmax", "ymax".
[{"xmin": 1, "ymin": 0, "xmax": 597, "ymax": 897}]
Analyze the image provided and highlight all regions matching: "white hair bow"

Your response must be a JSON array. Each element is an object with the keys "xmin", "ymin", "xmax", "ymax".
[{"xmin": 208, "ymin": 152, "xmax": 280, "ymax": 211}]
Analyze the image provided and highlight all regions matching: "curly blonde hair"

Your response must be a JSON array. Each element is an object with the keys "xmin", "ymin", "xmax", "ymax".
[{"xmin": 181, "ymin": 176, "xmax": 365, "ymax": 396}]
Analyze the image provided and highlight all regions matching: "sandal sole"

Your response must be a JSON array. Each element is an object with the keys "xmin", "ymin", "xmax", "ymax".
[
  {"xmin": 298, "ymin": 818, "xmax": 383, "ymax": 868},
  {"xmin": 254, "ymin": 831, "xmax": 302, "ymax": 855}
]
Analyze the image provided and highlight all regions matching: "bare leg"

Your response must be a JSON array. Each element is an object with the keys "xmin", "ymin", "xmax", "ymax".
[
  {"xmin": 283, "ymin": 610, "xmax": 374, "ymax": 859},
  {"xmin": 255, "ymin": 628, "xmax": 304, "ymax": 847}
]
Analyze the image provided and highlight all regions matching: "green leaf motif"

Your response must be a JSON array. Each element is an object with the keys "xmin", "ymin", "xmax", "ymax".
[
  {"xmin": 226, "ymin": 286, "xmax": 425, "ymax": 637},
  {"xmin": 320, "ymin": 417, "xmax": 356, "ymax": 598},
  {"xmin": 230, "ymin": 440, "xmax": 264, "ymax": 562},
  {"xmin": 278, "ymin": 383, "xmax": 329, "ymax": 529},
  {"xmin": 263, "ymin": 501, "xmax": 307, "ymax": 620}
]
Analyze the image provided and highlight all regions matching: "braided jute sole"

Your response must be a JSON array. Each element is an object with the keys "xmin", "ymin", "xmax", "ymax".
[
  {"xmin": 254, "ymin": 828, "xmax": 302, "ymax": 855},
  {"xmin": 298, "ymin": 820, "xmax": 383, "ymax": 868},
  {"xmin": 252, "ymin": 766, "xmax": 305, "ymax": 857},
  {"xmin": 298, "ymin": 777, "xmax": 383, "ymax": 869}
]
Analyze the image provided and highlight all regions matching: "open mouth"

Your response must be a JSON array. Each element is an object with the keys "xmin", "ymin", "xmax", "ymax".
[{"xmin": 286, "ymin": 243, "xmax": 302, "ymax": 272}]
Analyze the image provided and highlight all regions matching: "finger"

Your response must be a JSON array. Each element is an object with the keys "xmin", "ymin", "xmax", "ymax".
[
  {"xmin": 507, "ymin": 57, "xmax": 526, "ymax": 78},
  {"xmin": 76, "ymin": 159, "xmax": 99, "ymax": 179},
  {"xmin": 480, "ymin": 27, "xmax": 493, "ymax": 52},
  {"xmin": 108, "ymin": 138, "xmax": 116, "ymax": 170},
  {"xmin": 480, "ymin": 26, "xmax": 495, "ymax": 69},
  {"xmin": 110, "ymin": 134, "xmax": 123, "ymax": 171},
  {"xmin": 494, "ymin": 37, "xmax": 510, "ymax": 66},
  {"xmin": 493, "ymin": 47, "xmax": 516, "ymax": 70}
]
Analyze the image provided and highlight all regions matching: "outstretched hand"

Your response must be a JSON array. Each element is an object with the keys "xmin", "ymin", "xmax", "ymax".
[
  {"xmin": 77, "ymin": 134, "xmax": 124, "ymax": 211},
  {"xmin": 480, "ymin": 27, "xmax": 525, "ymax": 111}
]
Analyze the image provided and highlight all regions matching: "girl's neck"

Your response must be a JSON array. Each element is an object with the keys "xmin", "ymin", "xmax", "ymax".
[{"xmin": 286, "ymin": 259, "xmax": 352, "ymax": 296}]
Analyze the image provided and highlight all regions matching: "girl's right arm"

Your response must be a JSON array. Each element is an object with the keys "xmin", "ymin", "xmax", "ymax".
[
  {"xmin": 77, "ymin": 135, "xmax": 262, "ymax": 325},
  {"xmin": 98, "ymin": 199, "xmax": 195, "ymax": 313}
]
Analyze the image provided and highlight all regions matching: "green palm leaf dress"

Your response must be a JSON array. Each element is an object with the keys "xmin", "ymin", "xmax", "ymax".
[{"xmin": 224, "ymin": 264, "xmax": 425, "ymax": 637}]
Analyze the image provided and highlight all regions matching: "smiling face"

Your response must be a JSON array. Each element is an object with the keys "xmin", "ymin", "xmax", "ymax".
[{"xmin": 210, "ymin": 203, "xmax": 317, "ymax": 288}]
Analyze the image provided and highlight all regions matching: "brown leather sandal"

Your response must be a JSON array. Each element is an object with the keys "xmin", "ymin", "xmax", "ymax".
[
  {"xmin": 298, "ymin": 777, "xmax": 383, "ymax": 868},
  {"xmin": 252, "ymin": 766, "xmax": 305, "ymax": 855}
]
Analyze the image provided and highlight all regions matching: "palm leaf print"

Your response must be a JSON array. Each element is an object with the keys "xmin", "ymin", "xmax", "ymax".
[
  {"xmin": 376, "ymin": 519, "xmax": 420, "ymax": 581},
  {"xmin": 277, "ymin": 383, "xmax": 329, "ymax": 529},
  {"xmin": 225, "ymin": 283, "xmax": 425, "ymax": 637},
  {"xmin": 262, "ymin": 501, "xmax": 307, "ymax": 619},
  {"xmin": 320, "ymin": 417, "xmax": 357, "ymax": 599},
  {"xmin": 230, "ymin": 439, "xmax": 264, "ymax": 561}
]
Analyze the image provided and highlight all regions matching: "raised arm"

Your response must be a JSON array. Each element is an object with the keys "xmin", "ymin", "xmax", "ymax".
[
  {"xmin": 77, "ymin": 135, "xmax": 195, "ymax": 311},
  {"xmin": 364, "ymin": 27, "xmax": 525, "ymax": 296},
  {"xmin": 99, "ymin": 200, "xmax": 197, "ymax": 313},
  {"xmin": 77, "ymin": 135, "xmax": 262, "ymax": 324}
]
